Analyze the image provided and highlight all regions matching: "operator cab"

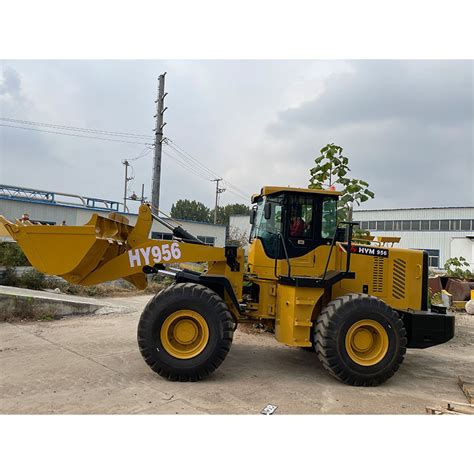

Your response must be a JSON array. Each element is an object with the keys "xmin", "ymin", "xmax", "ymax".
[{"xmin": 249, "ymin": 186, "xmax": 339, "ymax": 260}]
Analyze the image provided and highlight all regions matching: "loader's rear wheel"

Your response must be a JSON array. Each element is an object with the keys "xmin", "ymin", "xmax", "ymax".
[
  {"xmin": 137, "ymin": 283, "xmax": 234, "ymax": 381},
  {"xmin": 315, "ymin": 293, "xmax": 407, "ymax": 386}
]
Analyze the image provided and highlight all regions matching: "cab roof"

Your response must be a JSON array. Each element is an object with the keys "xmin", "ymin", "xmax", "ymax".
[{"xmin": 251, "ymin": 186, "xmax": 341, "ymax": 203}]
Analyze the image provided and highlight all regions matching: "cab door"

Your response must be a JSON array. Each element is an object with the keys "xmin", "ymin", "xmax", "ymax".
[{"xmin": 284, "ymin": 194, "xmax": 317, "ymax": 268}]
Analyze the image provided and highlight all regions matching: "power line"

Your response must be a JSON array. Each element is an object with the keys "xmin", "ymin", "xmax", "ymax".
[
  {"xmin": 165, "ymin": 139, "xmax": 249, "ymax": 201},
  {"xmin": 164, "ymin": 148, "xmax": 250, "ymax": 203},
  {"xmin": 0, "ymin": 123, "xmax": 152, "ymax": 145},
  {"xmin": 1, "ymin": 116, "xmax": 251, "ymax": 202},
  {"xmin": 162, "ymin": 149, "xmax": 215, "ymax": 181},
  {"xmin": 164, "ymin": 138, "xmax": 251, "ymax": 201},
  {"xmin": 0, "ymin": 117, "xmax": 153, "ymax": 139},
  {"xmin": 163, "ymin": 147, "xmax": 217, "ymax": 180},
  {"xmin": 127, "ymin": 146, "xmax": 154, "ymax": 162},
  {"xmin": 165, "ymin": 139, "xmax": 220, "ymax": 180},
  {"xmin": 164, "ymin": 142, "xmax": 217, "ymax": 181},
  {"xmin": 222, "ymin": 180, "xmax": 250, "ymax": 201}
]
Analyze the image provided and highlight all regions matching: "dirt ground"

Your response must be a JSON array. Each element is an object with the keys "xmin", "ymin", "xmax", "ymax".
[{"xmin": 1, "ymin": 294, "xmax": 473, "ymax": 414}]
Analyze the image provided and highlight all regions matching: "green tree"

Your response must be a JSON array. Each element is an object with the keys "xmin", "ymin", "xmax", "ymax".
[
  {"xmin": 214, "ymin": 203, "xmax": 251, "ymax": 226},
  {"xmin": 444, "ymin": 256, "xmax": 473, "ymax": 280},
  {"xmin": 309, "ymin": 143, "xmax": 375, "ymax": 222},
  {"xmin": 170, "ymin": 199, "xmax": 211, "ymax": 222},
  {"xmin": 169, "ymin": 200, "xmax": 250, "ymax": 227}
]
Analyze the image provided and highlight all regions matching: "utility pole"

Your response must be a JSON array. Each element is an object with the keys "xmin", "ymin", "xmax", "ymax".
[
  {"xmin": 122, "ymin": 160, "xmax": 133, "ymax": 212},
  {"xmin": 212, "ymin": 178, "xmax": 225, "ymax": 224},
  {"xmin": 151, "ymin": 72, "xmax": 167, "ymax": 212}
]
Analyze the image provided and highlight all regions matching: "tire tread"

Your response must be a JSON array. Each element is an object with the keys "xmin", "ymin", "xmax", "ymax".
[
  {"xmin": 315, "ymin": 293, "xmax": 407, "ymax": 386},
  {"xmin": 137, "ymin": 283, "xmax": 234, "ymax": 382}
]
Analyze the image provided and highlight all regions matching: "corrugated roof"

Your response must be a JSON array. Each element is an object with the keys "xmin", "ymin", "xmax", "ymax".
[{"xmin": 0, "ymin": 191, "xmax": 226, "ymax": 227}]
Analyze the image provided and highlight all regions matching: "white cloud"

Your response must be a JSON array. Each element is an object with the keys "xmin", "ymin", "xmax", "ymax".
[{"xmin": 0, "ymin": 60, "xmax": 472, "ymax": 214}]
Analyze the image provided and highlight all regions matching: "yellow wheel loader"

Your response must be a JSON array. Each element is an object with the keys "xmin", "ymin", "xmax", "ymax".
[{"xmin": 0, "ymin": 186, "xmax": 455, "ymax": 386}]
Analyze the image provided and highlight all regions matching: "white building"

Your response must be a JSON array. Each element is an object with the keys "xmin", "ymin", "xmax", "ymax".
[
  {"xmin": 353, "ymin": 207, "xmax": 474, "ymax": 270},
  {"xmin": 0, "ymin": 184, "xmax": 226, "ymax": 246}
]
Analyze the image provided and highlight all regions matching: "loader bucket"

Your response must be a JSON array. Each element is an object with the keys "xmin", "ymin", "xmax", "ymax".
[{"xmin": 0, "ymin": 212, "xmax": 137, "ymax": 285}]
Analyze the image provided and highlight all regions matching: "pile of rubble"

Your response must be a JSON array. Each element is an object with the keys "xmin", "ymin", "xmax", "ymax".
[{"xmin": 429, "ymin": 276, "xmax": 474, "ymax": 314}]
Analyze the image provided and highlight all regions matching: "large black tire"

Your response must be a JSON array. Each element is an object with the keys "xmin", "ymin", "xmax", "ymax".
[
  {"xmin": 315, "ymin": 293, "xmax": 407, "ymax": 386},
  {"xmin": 137, "ymin": 283, "xmax": 234, "ymax": 381}
]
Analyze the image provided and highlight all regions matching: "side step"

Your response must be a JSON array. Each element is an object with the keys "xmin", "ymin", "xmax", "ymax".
[{"xmin": 278, "ymin": 270, "xmax": 355, "ymax": 288}]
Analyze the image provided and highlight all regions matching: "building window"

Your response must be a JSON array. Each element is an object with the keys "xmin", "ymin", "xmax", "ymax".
[
  {"xmin": 152, "ymin": 232, "xmax": 173, "ymax": 240},
  {"xmin": 418, "ymin": 249, "xmax": 440, "ymax": 268},
  {"xmin": 197, "ymin": 236, "xmax": 215, "ymax": 246},
  {"xmin": 356, "ymin": 217, "xmax": 471, "ymax": 233},
  {"xmin": 427, "ymin": 250, "xmax": 440, "ymax": 268},
  {"xmin": 440, "ymin": 220, "xmax": 449, "ymax": 231}
]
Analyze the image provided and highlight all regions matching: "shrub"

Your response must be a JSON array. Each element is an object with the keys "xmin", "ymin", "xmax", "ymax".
[
  {"xmin": 19, "ymin": 268, "xmax": 46, "ymax": 290},
  {"xmin": 0, "ymin": 242, "xmax": 31, "ymax": 266},
  {"xmin": 0, "ymin": 266, "xmax": 19, "ymax": 287},
  {"xmin": 444, "ymin": 256, "xmax": 473, "ymax": 280}
]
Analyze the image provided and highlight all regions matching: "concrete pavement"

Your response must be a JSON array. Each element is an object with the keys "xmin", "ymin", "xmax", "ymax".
[
  {"xmin": 0, "ymin": 285, "xmax": 128, "ymax": 321},
  {"xmin": 1, "ymin": 295, "xmax": 473, "ymax": 414}
]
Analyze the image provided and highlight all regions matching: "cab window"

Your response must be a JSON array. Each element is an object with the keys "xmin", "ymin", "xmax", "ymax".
[
  {"xmin": 321, "ymin": 198, "xmax": 337, "ymax": 239},
  {"xmin": 288, "ymin": 195, "xmax": 314, "ymax": 239},
  {"xmin": 250, "ymin": 195, "xmax": 283, "ymax": 258}
]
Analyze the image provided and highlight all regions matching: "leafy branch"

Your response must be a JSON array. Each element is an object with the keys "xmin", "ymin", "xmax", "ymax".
[{"xmin": 309, "ymin": 143, "xmax": 375, "ymax": 222}]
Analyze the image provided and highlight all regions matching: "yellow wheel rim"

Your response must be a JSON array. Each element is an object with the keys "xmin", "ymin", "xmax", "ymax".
[
  {"xmin": 345, "ymin": 319, "xmax": 389, "ymax": 366},
  {"xmin": 160, "ymin": 310, "xmax": 209, "ymax": 359}
]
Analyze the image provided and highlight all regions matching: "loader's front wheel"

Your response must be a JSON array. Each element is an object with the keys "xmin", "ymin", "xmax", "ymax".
[
  {"xmin": 315, "ymin": 293, "xmax": 407, "ymax": 386},
  {"xmin": 137, "ymin": 283, "xmax": 234, "ymax": 381}
]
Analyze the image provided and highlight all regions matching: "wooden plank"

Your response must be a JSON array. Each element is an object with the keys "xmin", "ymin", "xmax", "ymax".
[
  {"xmin": 443, "ymin": 400, "xmax": 474, "ymax": 409},
  {"xmin": 426, "ymin": 406, "xmax": 459, "ymax": 415},
  {"xmin": 446, "ymin": 403, "xmax": 474, "ymax": 415}
]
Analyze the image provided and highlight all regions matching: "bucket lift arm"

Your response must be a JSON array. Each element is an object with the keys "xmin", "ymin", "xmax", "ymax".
[{"xmin": 0, "ymin": 204, "xmax": 242, "ymax": 291}]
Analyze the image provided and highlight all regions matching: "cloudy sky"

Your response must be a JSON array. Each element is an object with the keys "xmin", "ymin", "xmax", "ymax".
[{"xmin": 0, "ymin": 60, "xmax": 472, "ymax": 214}]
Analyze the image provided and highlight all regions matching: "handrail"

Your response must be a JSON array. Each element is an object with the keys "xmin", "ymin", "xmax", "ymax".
[
  {"xmin": 273, "ymin": 232, "xmax": 292, "ymax": 279},
  {"xmin": 340, "ymin": 221, "xmax": 359, "ymax": 273},
  {"xmin": 321, "ymin": 228, "xmax": 339, "ymax": 280}
]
